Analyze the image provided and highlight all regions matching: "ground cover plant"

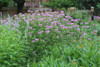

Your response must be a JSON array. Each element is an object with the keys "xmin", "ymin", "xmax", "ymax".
[
  {"xmin": 0, "ymin": 10, "xmax": 100, "ymax": 67},
  {"xmin": 94, "ymin": 16, "xmax": 100, "ymax": 23}
]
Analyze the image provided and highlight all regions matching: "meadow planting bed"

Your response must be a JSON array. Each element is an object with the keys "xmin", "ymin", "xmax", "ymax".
[{"xmin": 0, "ymin": 10, "xmax": 100, "ymax": 67}]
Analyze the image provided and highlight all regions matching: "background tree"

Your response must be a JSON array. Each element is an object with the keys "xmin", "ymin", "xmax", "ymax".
[
  {"xmin": 0, "ymin": 0, "xmax": 9, "ymax": 9},
  {"xmin": 0, "ymin": 0, "xmax": 25, "ymax": 14},
  {"xmin": 13, "ymin": 0, "xmax": 25, "ymax": 14},
  {"xmin": 75, "ymin": 0, "xmax": 100, "ymax": 15},
  {"xmin": 75, "ymin": 0, "xmax": 100, "ymax": 9},
  {"xmin": 43, "ymin": 0, "xmax": 100, "ymax": 15},
  {"xmin": 42, "ymin": 0, "xmax": 76, "ymax": 11}
]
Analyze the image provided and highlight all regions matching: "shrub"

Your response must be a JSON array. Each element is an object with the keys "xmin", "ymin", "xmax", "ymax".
[
  {"xmin": 68, "ymin": 10, "xmax": 90, "ymax": 20},
  {"xmin": 0, "ymin": 25, "xmax": 27, "ymax": 67},
  {"xmin": 0, "ymin": 10, "xmax": 99, "ymax": 66},
  {"xmin": 94, "ymin": 16, "xmax": 100, "ymax": 23},
  {"xmin": 75, "ymin": 0, "xmax": 100, "ymax": 16},
  {"xmin": 31, "ymin": 40, "xmax": 100, "ymax": 67}
]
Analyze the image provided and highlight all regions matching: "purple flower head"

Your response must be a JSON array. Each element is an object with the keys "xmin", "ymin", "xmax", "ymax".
[
  {"xmin": 85, "ymin": 23, "xmax": 88, "ymax": 24},
  {"xmin": 59, "ymin": 25, "xmax": 64, "ymax": 27},
  {"xmin": 49, "ymin": 19, "xmax": 52, "ymax": 21},
  {"xmin": 49, "ymin": 9, "xmax": 52, "ymax": 11},
  {"xmin": 31, "ymin": 21, "xmax": 34, "ymax": 23},
  {"xmin": 28, "ymin": 32, "xmax": 32, "ymax": 34},
  {"xmin": 58, "ymin": 31, "xmax": 61, "ymax": 33},
  {"xmin": 65, "ymin": 16, "xmax": 70, "ymax": 18},
  {"xmin": 60, "ymin": 14, "xmax": 65, "ymax": 16},
  {"xmin": 77, "ymin": 28, "xmax": 80, "ymax": 31},
  {"xmin": 30, "ymin": 19, "xmax": 33, "ymax": 21},
  {"xmin": 92, "ymin": 32, "xmax": 96, "ymax": 34},
  {"xmin": 25, "ymin": 20, "xmax": 28, "ymax": 22},
  {"xmin": 18, "ymin": 20, "xmax": 21, "ymax": 22},
  {"xmin": 60, "ymin": 11, "xmax": 64, "ymax": 13},
  {"xmin": 2, "ymin": 20, "xmax": 6, "ymax": 23},
  {"xmin": 46, "ymin": 27, "xmax": 50, "ymax": 30},
  {"xmin": 55, "ymin": 29, "xmax": 58, "ymax": 31},
  {"xmin": 82, "ymin": 33, "xmax": 87, "ymax": 37},
  {"xmin": 37, "ymin": 13, "xmax": 40, "ymax": 16},
  {"xmin": 94, "ymin": 16, "xmax": 100, "ymax": 19},
  {"xmin": 71, "ymin": 19, "xmax": 78, "ymax": 22},
  {"xmin": 69, "ymin": 26, "xmax": 72, "ymax": 29},
  {"xmin": 60, "ymin": 34, "xmax": 63, "ymax": 37},
  {"xmin": 38, "ymin": 31, "xmax": 43, "ymax": 34},
  {"xmin": 80, "ymin": 22, "xmax": 83, "ymax": 24},
  {"xmin": 94, "ymin": 30, "xmax": 98, "ymax": 32},
  {"xmin": 49, "ymin": 26, "xmax": 53, "ymax": 28},
  {"xmin": 32, "ymin": 40, "xmax": 35, "ymax": 42},
  {"xmin": 6, "ymin": 18, "xmax": 9, "ymax": 20},
  {"xmin": 88, "ymin": 38, "xmax": 92, "ymax": 41},
  {"xmin": 39, "ymin": 24, "xmax": 42, "ymax": 26},
  {"xmin": 35, "ymin": 10, "xmax": 39, "ymax": 13},
  {"xmin": 29, "ymin": 27, "xmax": 32, "ymax": 30},
  {"xmin": 14, "ymin": 15, "xmax": 17, "ymax": 17},
  {"xmin": 64, "ymin": 27, "xmax": 68, "ymax": 29},
  {"xmin": 39, "ymin": 18, "xmax": 43, "ymax": 21},
  {"xmin": 4, "ymin": 23, "xmax": 8, "ymax": 25},
  {"xmin": 22, "ymin": 17, "xmax": 26, "ymax": 20},
  {"xmin": 45, "ymin": 30, "xmax": 50, "ymax": 33},
  {"xmin": 54, "ymin": 18, "xmax": 57, "ymax": 20},
  {"xmin": 35, "ymin": 38, "xmax": 39, "ymax": 41},
  {"xmin": 67, "ymin": 34, "xmax": 71, "ymax": 36},
  {"xmin": 71, "ymin": 23, "xmax": 74, "ymax": 25},
  {"xmin": 70, "ymin": 32, "xmax": 73, "ymax": 34},
  {"xmin": 43, "ymin": 40, "xmax": 45, "ymax": 42},
  {"xmin": 22, "ymin": 14, "xmax": 25, "ymax": 16},
  {"xmin": 27, "ymin": 10, "xmax": 31, "ymax": 12},
  {"xmin": 63, "ymin": 19, "xmax": 68, "ymax": 22}
]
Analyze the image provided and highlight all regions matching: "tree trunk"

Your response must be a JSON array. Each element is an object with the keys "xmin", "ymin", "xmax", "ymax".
[{"xmin": 17, "ymin": 2, "xmax": 24, "ymax": 14}]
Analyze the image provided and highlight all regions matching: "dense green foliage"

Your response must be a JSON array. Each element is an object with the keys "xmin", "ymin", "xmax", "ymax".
[
  {"xmin": 68, "ymin": 10, "xmax": 90, "ymax": 20},
  {"xmin": 32, "ymin": 41, "xmax": 100, "ymax": 67},
  {"xmin": 43, "ymin": 0, "xmax": 100, "ymax": 15},
  {"xmin": 42, "ymin": 0, "xmax": 76, "ymax": 9},
  {"xmin": 0, "ymin": 10, "xmax": 100, "ymax": 67},
  {"xmin": 43, "ymin": 0, "xmax": 100, "ymax": 9},
  {"xmin": 75, "ymin": 0, "xmax": 100, "ymax": 15},
  {"xmin": 0, "ymin": 0, "xmax": 9, "ymax": 8},
  {"xmin": 75, "ymin": 0, "xmax": 100, "ymax": 9},
  {"xmin": 0, "ymin": 25, "xmax": 27, "ymax": 66}
]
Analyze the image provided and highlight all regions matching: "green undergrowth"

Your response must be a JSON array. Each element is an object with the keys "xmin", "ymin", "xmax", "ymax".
[{"xmin": 0, "ymin": 11, "xmax": 100, "ymax": 67}]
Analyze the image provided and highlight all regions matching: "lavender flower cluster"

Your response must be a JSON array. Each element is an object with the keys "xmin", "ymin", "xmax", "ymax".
[{"xmin": 0, "ymin": 10, "xmax": 98, "ymax": 43}]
